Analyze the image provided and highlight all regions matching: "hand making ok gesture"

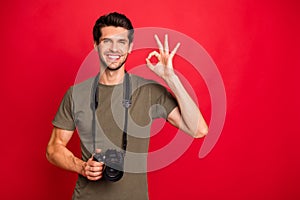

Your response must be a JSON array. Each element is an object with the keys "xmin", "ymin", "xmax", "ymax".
[{"xmin": 146, "ymin": 34, "xmax": 180, "ymax": 80}]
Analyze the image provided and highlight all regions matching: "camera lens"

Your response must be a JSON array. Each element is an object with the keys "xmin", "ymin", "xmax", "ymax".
[
  {"xmin": 106, "ymin": 167, "xmax": 119, "ymax": 177},
  {"xmin": 104, "ymin": 166, "xmax": 123, "ymax": 182}
]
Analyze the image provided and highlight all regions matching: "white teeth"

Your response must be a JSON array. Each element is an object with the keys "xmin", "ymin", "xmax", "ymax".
[{"xmin": 108, "ymin": 55, "xmax": 120, "ymax": 59}]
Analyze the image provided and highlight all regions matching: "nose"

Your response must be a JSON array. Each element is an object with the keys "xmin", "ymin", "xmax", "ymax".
[{"xmin": 110, "ymin": 41, "xmax": 118, "ymax": 52}]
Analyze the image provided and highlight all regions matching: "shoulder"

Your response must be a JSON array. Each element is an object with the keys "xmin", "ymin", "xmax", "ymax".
[
  {"xmin": 63, "ymin": 75, "xmax": 97, "ymax": 104},
  {"xmin": 129, "ymin": 74, "xmax": 165, "ymax": 90},
  {"xmin": 129, "ymin": 74, "xmax": 173, "ymax": 102},
  {"xmin": 72, "ymin": 75, "xmax": 97, "ymax": 91},
  {"xmin": 70, "ymin": 75, "xmax": 98, "ymax": 95}
]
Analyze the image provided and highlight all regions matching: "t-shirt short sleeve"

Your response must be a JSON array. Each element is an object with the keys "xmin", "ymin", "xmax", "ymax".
[
  {"xmin": 148, "ymin": 83, "xmax": 178, "ymax": 119},
  {"xmin": 52, "ymin": 87, "xmax": 76, "ymax": 131}
]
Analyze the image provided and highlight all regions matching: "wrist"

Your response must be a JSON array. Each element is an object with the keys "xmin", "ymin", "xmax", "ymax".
[
  {"xmin": 164, "ymin": 73, "xmax": 179, "ymax": 87},
  {"xmin": 80, "ymin": 161, "xmax": 87, "ymax": 177},
  {"xmin": 75, "ymin": 159, "xmax": 87, "ymax": 177}
]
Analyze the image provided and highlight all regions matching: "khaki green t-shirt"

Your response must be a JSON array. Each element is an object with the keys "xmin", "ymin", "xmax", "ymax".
[{"xmin": 52, "ymin": 74, "xmax": 177, "ymax": 200}]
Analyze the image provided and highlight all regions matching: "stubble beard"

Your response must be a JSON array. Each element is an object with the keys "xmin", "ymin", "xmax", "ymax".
[{"xmin": 100, "ymin": 54, "xmax": 129, "ymax": 72}]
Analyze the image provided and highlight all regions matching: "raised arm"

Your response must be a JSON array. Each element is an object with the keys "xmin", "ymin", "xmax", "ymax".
[{"xmin": 146, "ymin": 34, "xmax": 208, "ymax": 138}]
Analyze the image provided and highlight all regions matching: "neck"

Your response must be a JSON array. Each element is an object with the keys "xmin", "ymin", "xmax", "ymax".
[{"xmin": 99, "ymin": 68, "xmax": 125, "ymax": 85}]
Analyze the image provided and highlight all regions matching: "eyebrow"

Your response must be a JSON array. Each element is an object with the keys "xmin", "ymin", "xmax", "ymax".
[
  {"xmin": 118, "ymin": 39, "xmax": 128, "ymax": 42},
  {"xmin": 100, "ymin": 37, "xmax": 128, "ymax": 42},
  {"xmin": 100, "ymin": 38, "xmax": 112, "ymax": 41}
]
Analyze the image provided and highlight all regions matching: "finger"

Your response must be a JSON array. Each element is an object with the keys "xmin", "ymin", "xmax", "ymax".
[
  {"xmin": 146, "ymin": 51, "xmax": 160, "ymax": 71},
  {"xmin": 87, "ymin": 172, "xmax": 103, "ymax": 180},
  {"xmin": 154, "ymin": 34, "xmax": 163, "ymax": 54},
  {"xmin": 87, "ymin": 157, "xmax": 94, "ymax": 164},
  {"xmin": 87, "ymin": 175, "xmax": 102, "ymax": 181},
  {"xmin": 89, "ymin": 165, "xmax": 103, "ymax": 172},
  {"xmin": 147, "ymin": 51, "xmax": 160, "ymax": 60},
  {"xmin": 145, "ymin": 58, "xmax": 155, "ymax": 71},
  {"xmin": 87, "ymin": 170, "xmax": 102, "ymax": 176},
  {"xmin": 164, "ymin": 34, "xmax": 169, "ymax": 54},
  {"xmin": 170, "ymin": 42, "xmax": 181, "ymax": 58},
  {"xmin": 90, "ymin": 149, "xmax": 104, "ymax": 164},
  {"xmin": 91, "ymin": 160, "xmax": 104, "ymax": 167},
  {"xmin": 95, "ymin": 149, "xmax": 101, "ymax": 154},
  {"xmin": 87, "ymin": 157, "xmax": 104, "ymax": 167}
]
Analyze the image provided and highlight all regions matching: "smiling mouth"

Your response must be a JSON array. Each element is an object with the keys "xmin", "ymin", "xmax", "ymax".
[{"xmin": 106, "ymin": 54, "xmax": 121, "ymax": 61}]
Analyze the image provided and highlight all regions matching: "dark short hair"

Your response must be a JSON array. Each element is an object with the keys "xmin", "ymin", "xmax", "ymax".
[{"xmin": 93, "ymin": 12, "xmax": 134, "ymax": 45}]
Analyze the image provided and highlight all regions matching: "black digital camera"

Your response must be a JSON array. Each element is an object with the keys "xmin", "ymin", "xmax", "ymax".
[{"xmin": 93, "ymin": 149, "xmax": 125, "ymax": 182}]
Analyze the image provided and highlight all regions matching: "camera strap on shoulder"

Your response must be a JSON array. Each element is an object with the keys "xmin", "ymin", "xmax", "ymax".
[{"xmin": 91, "ymin": 71, "xmax": 132, "ymax": 154}]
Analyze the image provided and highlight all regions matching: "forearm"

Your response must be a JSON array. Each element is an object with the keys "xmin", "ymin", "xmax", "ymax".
[
  {"xmin": 46, "ymin": 143, "xmax": 86, "ymax": 177},
  {"xmin": 165, "ymin": 74, "xmax": 208, "ymax": 138}
]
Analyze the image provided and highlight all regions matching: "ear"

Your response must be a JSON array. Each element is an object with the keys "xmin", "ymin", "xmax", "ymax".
[
  {"xmin": 94, "ymin": 42, "xmax": 99, "ymax": 52},
  {"xmin": 128, "ymin": 42, "xmax": 133, "ymax": 53}
]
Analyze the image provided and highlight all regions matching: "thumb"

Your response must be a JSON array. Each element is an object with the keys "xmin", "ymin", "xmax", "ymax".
[
  {"xmin": 90, "ymin": 148, "xmax": 102, "ymax": 159},
  {"xmin": 95, "ymin": 148, "xmax": 102, "ymax": 154},
  {"xmin": 146, "ymin": 58, "xmax": 155, "ymax": 71}
]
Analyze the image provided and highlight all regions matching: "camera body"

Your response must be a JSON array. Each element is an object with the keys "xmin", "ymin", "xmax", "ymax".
[{"xmin": 93, "ymin": 149, "xmax": 125, "ymax": 182}]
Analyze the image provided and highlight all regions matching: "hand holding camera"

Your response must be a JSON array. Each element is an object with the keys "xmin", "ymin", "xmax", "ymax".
[
  {"xmin": 84, "ymin": 149, "xmax": 104, "ymax": 181},
  {"xmin": 93, "ymin": 149, "xmax": 125, "ymax": 182}
]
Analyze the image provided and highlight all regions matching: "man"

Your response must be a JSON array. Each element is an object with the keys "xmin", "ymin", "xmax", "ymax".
[{"xmin": 46, "ymin": 12, "xmax": 208, "ymax": 200}]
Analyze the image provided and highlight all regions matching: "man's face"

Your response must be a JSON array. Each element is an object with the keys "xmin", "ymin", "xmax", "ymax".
[{"xmin": 97, "ymin": 26, "xmax": 133, "ymax": 71}]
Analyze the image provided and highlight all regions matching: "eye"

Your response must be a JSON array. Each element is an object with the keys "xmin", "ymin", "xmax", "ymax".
[
  {"xmin": 118, "ymin": 40, "xmax": 127, "ymax": 45},
  {"xmin": 102, "ymin": 39, "xmax": 112, "ymax": 44}
]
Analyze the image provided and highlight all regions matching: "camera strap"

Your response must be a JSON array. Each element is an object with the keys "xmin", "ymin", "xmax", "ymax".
[{"xmin": 91, "ymin": 71, "xmax": 132, "ymax": 154}]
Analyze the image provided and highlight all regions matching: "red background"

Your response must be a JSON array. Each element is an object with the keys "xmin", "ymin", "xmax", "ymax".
[{"xmin": 1, "ymin": 0, "xmax": 300, "ymax": 199}]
